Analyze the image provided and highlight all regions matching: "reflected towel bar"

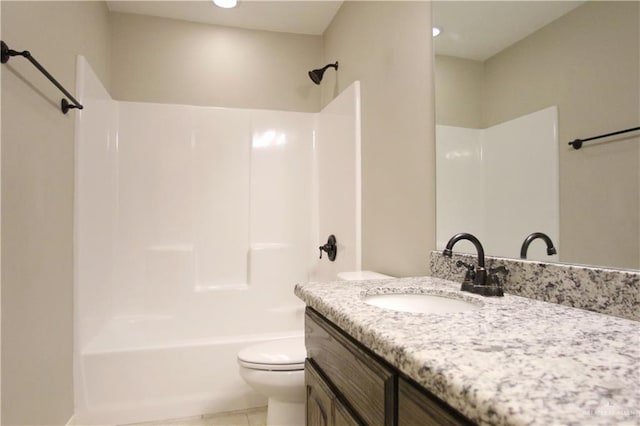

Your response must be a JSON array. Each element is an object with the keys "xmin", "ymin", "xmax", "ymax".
[
  {"xmin": 1, "ymin": 40, "xmax": 83, "ymax": 114},
  {"xmin": 568, "ymin": 126, "xmax": 640, "ymax": 150}
]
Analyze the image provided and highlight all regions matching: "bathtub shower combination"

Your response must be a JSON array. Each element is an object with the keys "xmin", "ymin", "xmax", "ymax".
[{"xmin": 73, "ymin": 57, "xmax": 362, "ymax": 425}]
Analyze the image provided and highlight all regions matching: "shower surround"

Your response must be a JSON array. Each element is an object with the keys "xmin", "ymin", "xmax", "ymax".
[
  {"xmin": 436, "ymin": 106, "xmax": 559, "ymax": 261},
  {"xmin": 73, "ymin": 57, "xmax": 361, "ymax": 425}
]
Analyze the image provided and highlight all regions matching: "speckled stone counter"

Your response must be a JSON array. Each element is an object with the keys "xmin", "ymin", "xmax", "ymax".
[
  {"xmin": 295, "ymin": 277, "xmax": 640, "ymax": 426},
  {"xmin": 430, "ymin": 251, "xmax": 640, "ymax": 321}
]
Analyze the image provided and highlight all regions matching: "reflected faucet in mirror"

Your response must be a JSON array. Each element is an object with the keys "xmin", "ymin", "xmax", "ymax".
[
  {"xmin": 443, "ymin": 233, "xmax": 504, "ymax": 297},
  {"xmin": 520, "ymin": 232, "xmax": 557, "ymax": 260}
]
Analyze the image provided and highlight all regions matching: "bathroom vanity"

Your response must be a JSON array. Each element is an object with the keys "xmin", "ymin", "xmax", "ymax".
[
  {"xmin": 295, "ymin": 276, "xmax": 640, "ymax": 425},
  {"xmin": 305, "ymin": 307, "xmax": 472, "ymax": 425}
]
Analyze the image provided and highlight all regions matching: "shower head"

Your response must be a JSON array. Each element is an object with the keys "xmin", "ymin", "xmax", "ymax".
[{"xmin": 308, "ymin": 62, "xmax": 339, "ymax": 85}]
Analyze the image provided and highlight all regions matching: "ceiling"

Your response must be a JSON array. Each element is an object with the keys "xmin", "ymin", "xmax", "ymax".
[
  {"xmin": 106, "ymin": 1, "xmax": 344, "ymax": 35},
  {"xmin": 433, "ymin": 1, "xmax": 585, "ymax": 61},
  {"xmin": 106, "ymin": 1, "xmax": 585, "ymax": 61}
]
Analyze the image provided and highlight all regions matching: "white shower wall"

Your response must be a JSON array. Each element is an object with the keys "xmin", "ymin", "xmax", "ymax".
[
  {"xmin": 436, "ymin": 106, "xmax": 559, "ymax": 262},
  {"xmin": 74, "ymin": 56, "xmax": 119, "ymax": 347},
  {"xmin": 313, "ymin": 82, "xmax": 362, "ymax": 281},
  {"xmin": 74, "ymin": 56, "xmax": 361, "ymax": 424},
  {"xmin": 435, "ymin": 125, "xmax": 485, "ymax": 250},
  {"xmin": 111, "ymin": 102, "xmax": 315, "ymax": 319}
]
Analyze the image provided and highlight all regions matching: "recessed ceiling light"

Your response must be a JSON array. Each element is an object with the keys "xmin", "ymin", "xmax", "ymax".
[
  {"xmin": 432, "ymin": 27, "xmax": 441, "ymax": 37},
  {"xmin": 213, "ymin": 0, "xmax": 237, "ymax": 9}
]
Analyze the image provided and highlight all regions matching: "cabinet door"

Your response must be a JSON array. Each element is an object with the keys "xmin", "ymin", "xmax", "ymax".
[
  {"xmin": 334, "ymin": 400, "xmax": 361, "ymax": 426},
  {"xmin": 306, "ymin": 359, "xmax": 363, "ymax": 426},
  {"xmin": 306, "ymin": 360, "xmax": 332, "ymax": 426},
  {"xmin": 398, "ymin": 377, "xmax": 473, "ymax": 426},
  {"xmin": 306, "ymin": 308, "xmax": 395, "ymax": 425}
]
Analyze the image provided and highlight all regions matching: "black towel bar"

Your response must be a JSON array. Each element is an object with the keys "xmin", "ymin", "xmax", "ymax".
[
  {"xmin": 568, "ymin": 126, "xmax": 640, "ymax": 150},
  {"xmin": 1, "ymin": 40, "xmax": 83, "ymax": 114}
]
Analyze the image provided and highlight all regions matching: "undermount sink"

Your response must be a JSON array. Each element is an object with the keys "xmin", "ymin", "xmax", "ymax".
[{"xmin": 363, "ymin": 293, "xmax": 482, "ymax": 314}]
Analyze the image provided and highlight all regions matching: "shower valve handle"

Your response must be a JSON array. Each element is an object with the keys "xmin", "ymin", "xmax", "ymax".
[{"xmin": 319, "ymin": 235, "xmax": 337, "ymax": 262}]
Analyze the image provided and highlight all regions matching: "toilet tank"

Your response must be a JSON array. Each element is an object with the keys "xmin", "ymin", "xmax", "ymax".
[{"xmin": 337, "ymin": 271, "xmax": 394, "ymax": 281}]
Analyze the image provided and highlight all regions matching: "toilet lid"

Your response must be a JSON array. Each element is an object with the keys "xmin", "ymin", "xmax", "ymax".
[{"xmin": 237, "ymin": 337, "xmax": 306, "ymax": 371}]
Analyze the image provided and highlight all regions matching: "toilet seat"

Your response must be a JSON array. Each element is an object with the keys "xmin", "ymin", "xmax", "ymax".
[
  {"xmin": 237, "ymin": 337, "xmax": 305, "ymax": 371},
  {"xmin": 238, "ymin": 360, "xmax": 304, "ymax": 371}
]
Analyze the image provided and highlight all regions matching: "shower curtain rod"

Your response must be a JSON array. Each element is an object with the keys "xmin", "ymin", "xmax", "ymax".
[
  {"xmin": 1, "ymin": 40, "xmax": 83, "ymax": 114},
  {"xmin": 568, "ymin": 126, "xmax": 640, "ymax": 150}
]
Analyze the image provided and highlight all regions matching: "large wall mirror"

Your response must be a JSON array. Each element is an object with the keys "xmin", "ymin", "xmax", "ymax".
[{"xmin": 433, "ymin": 1, "xmax": 640, "ymax": 270}]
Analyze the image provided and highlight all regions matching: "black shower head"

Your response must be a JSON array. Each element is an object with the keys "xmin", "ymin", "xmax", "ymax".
[{"xmin": 308, "ymin": 62, "xmax": 339, "ymax": 85}]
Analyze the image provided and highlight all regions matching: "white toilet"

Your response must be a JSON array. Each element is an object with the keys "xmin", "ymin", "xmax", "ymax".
[
  {"xmin": 238, "ymin": 337, "xmax": 307, "ymax": 426},
  {"xmin": 237, "ymin": 271, "xmax": 393, "ymax": 426}
]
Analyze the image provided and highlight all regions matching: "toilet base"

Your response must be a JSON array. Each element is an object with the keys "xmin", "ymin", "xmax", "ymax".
[{"xmin": 266, "ymin": 398, "xmax": 305, "ymax": 426}]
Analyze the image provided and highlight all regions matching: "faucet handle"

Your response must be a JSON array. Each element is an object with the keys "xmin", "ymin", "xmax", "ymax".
[
  {"xmin": 455, "ymin": 260, "xmax": 476, "ymax": 283},
  {"xmin": 455, "ymin": 260, "xmax": 473, "ymax": 269}
]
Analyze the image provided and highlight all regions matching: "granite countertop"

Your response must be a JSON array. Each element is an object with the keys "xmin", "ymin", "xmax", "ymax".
[{"xmin": 294, "ymin": 276, "xmax": 640, "ymax": 426}]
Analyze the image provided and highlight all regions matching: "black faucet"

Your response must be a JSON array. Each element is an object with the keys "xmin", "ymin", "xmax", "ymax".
[
  {"xmin": 520, "ymin": 232, "xmax": 557, "ymax": 259},
  {"xmin": 443, "ymin": 232, "xmax": 486, "ymax": 284},
  {"xmin": 442, "ymin": 233, "xmax": 504, "ymax": 297}
]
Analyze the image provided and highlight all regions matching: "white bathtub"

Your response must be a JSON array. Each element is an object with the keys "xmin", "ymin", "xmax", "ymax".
[{"xmin": 73, "ymin": 304, "xmax": 305, "ymax": 425}]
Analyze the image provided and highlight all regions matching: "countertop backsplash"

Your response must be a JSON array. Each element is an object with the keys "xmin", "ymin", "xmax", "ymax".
[{"xmin": 430, "ymin": 251, "xmax": 640, "ymax": 322}]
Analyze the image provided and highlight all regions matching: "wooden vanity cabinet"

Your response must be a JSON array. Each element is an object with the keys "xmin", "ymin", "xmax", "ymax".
[
  {"xmin": 305, "ymin": 308, "xmax": 394, "ymax": 425},
  {"xmin": 305, "ymin": 307, "xmax": 474, "ymax": 426},
  {"xmin": 398, "ymin": 377, "xmax": 473, "ymax": 426},
  {"xmin": 306, "ymin": 359, "xmax": 363, "ymax": 426}
]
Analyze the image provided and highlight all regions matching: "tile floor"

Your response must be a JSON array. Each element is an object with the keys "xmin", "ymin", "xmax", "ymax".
[{"xmin": 124, "ymin": 406, "xmax": 267, "ymax": 426}]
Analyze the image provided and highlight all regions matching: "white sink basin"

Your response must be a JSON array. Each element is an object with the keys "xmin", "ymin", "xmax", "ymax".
[{"xmin": 363, "ymin": 293, "xmax": 481, "ymax": 314}]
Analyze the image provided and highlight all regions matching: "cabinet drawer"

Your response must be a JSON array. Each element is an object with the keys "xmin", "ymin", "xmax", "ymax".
[
  {"xmin": 398, "ymin": 377, "xmax": 473, "ymax": 426},
  {"xmin": 305, "ymin": 308, "xmax": 395, "ymax": 425}
]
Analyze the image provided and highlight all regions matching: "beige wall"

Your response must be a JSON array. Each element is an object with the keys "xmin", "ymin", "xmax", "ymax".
[
  {"xmin": 322, "ymin": 1, "xmax": 435, "ymax": 277},
  {"xmin": 435, "ymin": 1, "xmax": 640, "ymax": 269},
  {"xmin": 435, "ymin": 55, "xmax": 483, "ymax": 128},
  {"xmin": 110, "ymin": 12, "xmax": 322, "ymax": 112},
  {"xmin": 1, "ymin": 1, "xmax": 111, "ymax": 424},
  {"xmin": 0, "ymin": 3, "xmax": 3, "ymax": 421}
]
